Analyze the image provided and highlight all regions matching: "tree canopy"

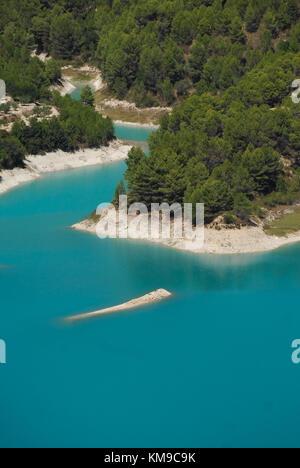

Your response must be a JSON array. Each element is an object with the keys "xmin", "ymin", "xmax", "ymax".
[
  {"xmin": 1, "ymin": 0, "xmax": 300, "ymax": 222},
  {"xmin": 1, "ymin": 0, "xmax": 299, "ymax": 105},
  {"xmin": 0, "ymin": 93, "xmax": 114, "ymax": 169}
]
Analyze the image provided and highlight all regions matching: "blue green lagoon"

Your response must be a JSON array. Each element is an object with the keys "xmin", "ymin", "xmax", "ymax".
[{"xmin": 1, "ymin": 124, "xmax": 300, "ymax": 448}]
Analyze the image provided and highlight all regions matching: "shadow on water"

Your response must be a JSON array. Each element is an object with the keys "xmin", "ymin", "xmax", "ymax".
[{"xmin": 119, "ymin": 139, "xmax": 149, "ymax": 154}]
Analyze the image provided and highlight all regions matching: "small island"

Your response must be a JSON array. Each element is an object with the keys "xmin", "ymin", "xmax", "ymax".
[{"xmin": 64, "ymin": 289, "xmax": 173, "ymax": 323}]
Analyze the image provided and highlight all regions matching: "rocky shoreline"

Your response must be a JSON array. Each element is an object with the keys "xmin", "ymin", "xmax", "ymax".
[
  {"xmin": 0, "ymin": 140, "xmax": 132, "ymax": 196},
  {"xmin": 71, "ymin": 214, "xmax": 300, "ymax": 255}
]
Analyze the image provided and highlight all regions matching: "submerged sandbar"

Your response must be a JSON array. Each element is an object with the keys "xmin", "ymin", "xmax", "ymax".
[{"xmin": 65, "ymin": 289, "xmax": 172, "ymax": 322}]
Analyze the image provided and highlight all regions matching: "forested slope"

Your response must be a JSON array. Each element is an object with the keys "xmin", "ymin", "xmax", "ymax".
[
  {"xmin": 2, "ymin": 0, "xmax": 300, "ymax": 223},
  {"xmin": 112, "ymin": 1, "xmax": 300, "ymax": 223},
  {"xmin": 0, "ymin": 93, "xmax": 114, "ymax": 169},
  {"xmin": 95, "ymin": 0, "xmax": 300, "ymax": 105},
  {"xmin": 2, "ymin": 0, "xmax": 300, "ymax": 106},
  {"xmin": 0, "ymin": 0, "xmax": 113, "ymax": 169}
]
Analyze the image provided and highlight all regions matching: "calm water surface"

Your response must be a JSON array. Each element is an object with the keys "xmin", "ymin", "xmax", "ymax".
[{"xmin": 0, "ymin": 114, "xmax": 300, "ymax": 448}]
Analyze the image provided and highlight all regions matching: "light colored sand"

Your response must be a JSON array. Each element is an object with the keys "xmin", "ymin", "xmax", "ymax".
[
  {"xmin": 62, "ymin": 65, "xmax": 99, "ymax": 74},
  {"xmin": 0, "ymin": 166, "xmax": 39, "ymax": 194},
  {"xmin": 72, "ymin": 212, "xmax": 300, "ymax": 255},
  {"xmin": 64, "ymin": 289, "xmax": 172, "ymax": 322},
  {"xmin": 60, "ymin": 65, "xmax": 170, "ymax": 114},
  {"xmin": 90, "ymin": 75, "xmax": 105, "ymax": 92},
  {"xmin": 99, "ymin": 98, "xmax": 171, "ymax": 113},
  {"xmin": 0, "ymin": 103, "xmax": 59, "ymax": 132},
  {"xmin": 30, "ymin": 50, "xmax": 51, "ymax": 62},
  {"xmin": 51, "ymin": 78, "xmax": 76, "ymax": 96},
  {"xmin": 0, "ymin": 140, "xmax": 132, "ymax": 196},
  {"xmin": 60, "ymin": 65, "xmax": 105, "ymax": 94},
  {"xmin": 58, "ymin": 66, "xmax": 169, "ymax": 126},
  {"xmin": 62, "ymin": 75, "xmax": 105, "ymax": 94},
  {"xmin": 114, "ymin": 120, "xmax": 159, "ymax": 130}
]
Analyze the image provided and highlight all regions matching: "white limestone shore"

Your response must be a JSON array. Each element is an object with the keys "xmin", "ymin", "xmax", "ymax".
[
  {"xmin": 0, "ymin": 140, "xmax": 132, "ymax": 196},
  {"xmin": 57, "ymin": 65, "xmax": 105, "ymax": 96},
  {"xmin": 71, "ymin": 214, "xmax": 300, "ymax": 255},
  {"xmin": 51, "ymin": 78, "xmax": 76, "ymax": 96},
  {"xmin": 64, "ymin": 289, "xmax": 172, "ymax": 322},
  {"xmin": 114, "ymin": 120, "xmax": 159, "ymax": 130},
  {"xmin": 99, "ymin": 97, "xmax": 171, "ymax": 113}
]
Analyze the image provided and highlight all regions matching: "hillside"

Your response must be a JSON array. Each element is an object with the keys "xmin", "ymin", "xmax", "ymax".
[
  {"xmin": 1, "ymin": 0, "xmax": 300, "ymax": 224},
  {"xmin": 95, "ymin": 0, "xmax": 300, "ymax": 106},
  {"xmin": 110, "ymin": 1, "xmax": 300, "ymax": 225},
  {"xmin": 0, "ymin": 0, "xmax": 115, "ymax": 170},
  {"xmin": 1, "ymin": 1, "xmax": 300, "ymax": 106}
]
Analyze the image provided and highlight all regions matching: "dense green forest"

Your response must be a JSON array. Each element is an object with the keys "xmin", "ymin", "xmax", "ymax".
[
  {"xmin": 123, "ymin": 94, "xmax": 300, "ymax": 223},
  {"xmin": 2, "ymin": 0, "xmax": 300, "ymax": 105},
  {"xmin": 0, "ymin": 93, "xmax": 114, "ymax": 169},
  {"xmin": 0, "ymin": 0, "xmax": 114, "ymax": 170},
  {"xmin": 109, "ymin": 0, "xmax": 300, "ymax": 223},
  {"xmin": 1, "ymin": 0, "xmax": 300, "ymax": 222},
  {"xmin": 95, "ymin": 0, "xmax": 300, "ymax": 105}
]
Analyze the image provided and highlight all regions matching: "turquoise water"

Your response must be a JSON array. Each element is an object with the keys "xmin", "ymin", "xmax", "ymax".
[
  {"xmin": 1, "ymin": 92, "xmax": 300, "ymax": 448},
  {"xmin": 69, "ymin": 82, "xmax": 153, "ymax": 143},
  {"xmin": 69, "ymin": 84, "xmax": 86, "ymax": 101},
  {"xmin": 1, "ymin": 140, "xmax": 300, "ymax": 448},
  {"xmin": 114, "ymin": 124, "xmax": 153, "ymax": 142}
]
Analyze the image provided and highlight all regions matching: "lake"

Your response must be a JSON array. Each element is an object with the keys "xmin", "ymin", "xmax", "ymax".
[{"xmin": 0, "ymin": 103, "xmax": 300, "ymax": 448}]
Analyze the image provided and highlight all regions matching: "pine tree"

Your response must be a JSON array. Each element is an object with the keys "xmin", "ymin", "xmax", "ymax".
[
  {"xmin": 287, "ymin": 0, "xmax": 300, "ymax": 21},
  {"xmin": 233, "ymin": 193, "xmax": 253, "ymax": 221},
  {"xmin": 245, "ymin": 3, "xmax": 260, "ymax": 33},
  {"xmin": 113, "ymin": 180, "xmax": 126, "ymax": 206},
  {"xmin": 263, "ymin": 9, "xmax": 278, "ymax": 38},
  {"xmin": 230, "ymin": 17, "xmax": 246, "ymax": 44},
  {"xmin": 80, "ymin": 86, "xmax": 95, "ymax": 107}
]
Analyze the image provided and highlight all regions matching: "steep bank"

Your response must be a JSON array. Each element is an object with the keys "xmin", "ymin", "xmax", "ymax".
[
  {"xmin": 0, "ymin": 141, "xmax": 132, "ymax": 196},
  {"xmin": 51, "ymin": 65, "xmax": 105, "ymax": 97},
  {"xmin": 95, "ymin": 98, "xmax": 170, "ymax": 126},
  {"xmin": 58, "ymin": 66, "xmax": 169, "ymax": 125}
]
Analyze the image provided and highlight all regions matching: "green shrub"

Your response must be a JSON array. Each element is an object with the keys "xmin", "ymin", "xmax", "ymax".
[{"xmin": 224, "ymin": 214, "xmax": 236, "ymax": 225}]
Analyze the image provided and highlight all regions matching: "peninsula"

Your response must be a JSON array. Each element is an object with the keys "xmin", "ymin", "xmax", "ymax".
[{"xmin": 71, "ymin": 212, "xmax": 300, "ymax": 255}]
